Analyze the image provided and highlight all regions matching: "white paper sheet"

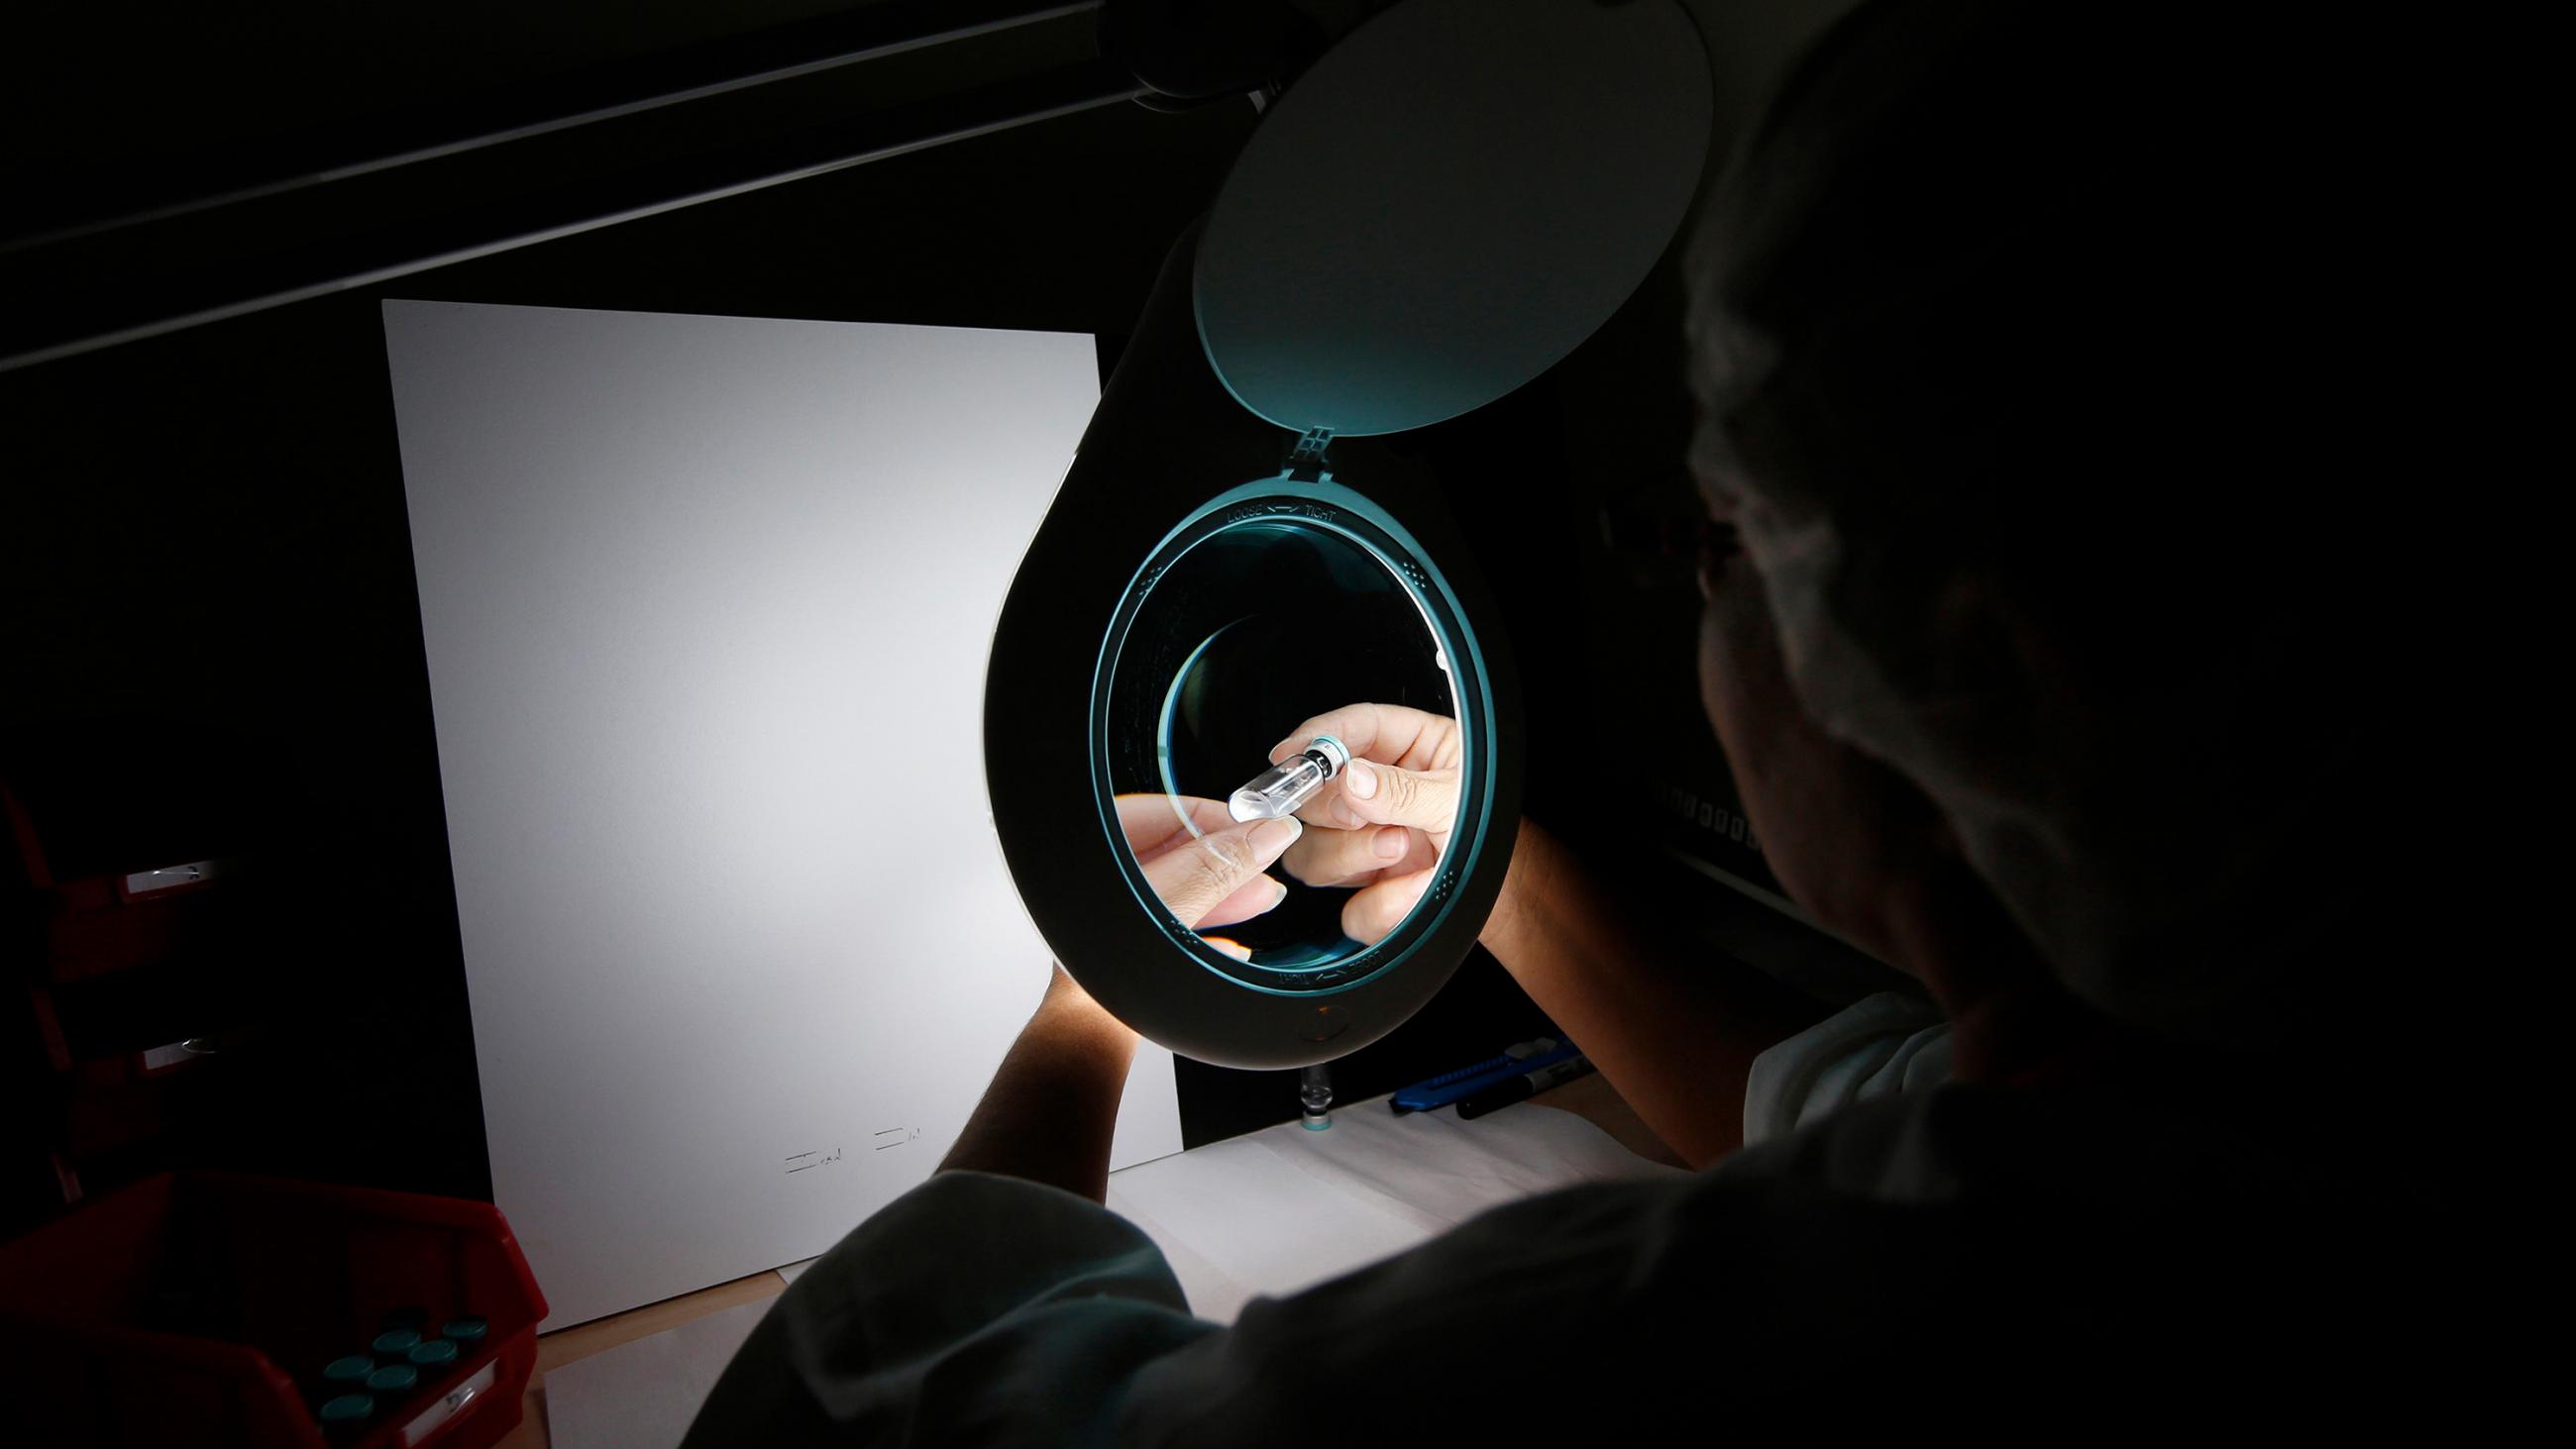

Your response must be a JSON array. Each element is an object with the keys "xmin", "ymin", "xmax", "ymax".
[
  {"xmin": 1105, "ymin": 1095, "xmax": 1688, "ymax": 1324},
  {"xmin": 383, "ymin": 300, "xmax": 1183, "ymax": 1329}
]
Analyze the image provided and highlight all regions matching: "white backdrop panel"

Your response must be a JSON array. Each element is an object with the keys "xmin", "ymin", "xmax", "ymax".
[{"xmin": 383, "ymin": 299, "xmax": 1179, "ymax": 1329}]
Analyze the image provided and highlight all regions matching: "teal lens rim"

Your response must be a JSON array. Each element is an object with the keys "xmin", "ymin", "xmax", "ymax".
[{"xmin": 1092, "ymin": 479, "xmax": 1497, "ymax": 997}]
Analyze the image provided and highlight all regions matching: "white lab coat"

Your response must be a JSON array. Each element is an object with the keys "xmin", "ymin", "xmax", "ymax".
[{"xmin": 679, "ymin": 993, "xmax": 2417, "ymax": 1442}]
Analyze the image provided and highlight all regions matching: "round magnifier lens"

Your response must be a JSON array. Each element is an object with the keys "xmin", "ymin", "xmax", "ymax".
[{"xmin": 1101, "ymin": 499, "xmax": 1465, "ymax": 987}]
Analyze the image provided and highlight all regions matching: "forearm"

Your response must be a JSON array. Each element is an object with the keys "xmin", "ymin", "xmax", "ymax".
[
  {"xmin": 938, "ymin": 969, "xmax": 1137, "ymax": 1203},
  {"xmin": 1480, "ymin": 820, "xmax": 1823, "ymax": 1169}
]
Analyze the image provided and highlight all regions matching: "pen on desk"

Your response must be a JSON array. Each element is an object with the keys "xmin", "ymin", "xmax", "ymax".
[
  {"xmin": 1389, "ymin": 1038, "xmax": 1576, "ymax": 1114},
  {"xmin": 1455, "ymin": 1053, "xmax": 1595, "ymax": 1120},
  {"xmin": 1388, "ymin": 1038, "xmax": 1546, "ymax": 1113}
]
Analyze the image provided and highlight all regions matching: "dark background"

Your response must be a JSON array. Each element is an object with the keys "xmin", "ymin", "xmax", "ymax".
[{"xmin": 1, "ymin": 0, "xmax": 1893, "ymax": 1231}]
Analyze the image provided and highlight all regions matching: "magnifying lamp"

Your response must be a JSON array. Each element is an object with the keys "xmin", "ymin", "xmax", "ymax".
[{"xmin": 987, "ymin": 0, "xmax": 1712, "ymax": 1067}]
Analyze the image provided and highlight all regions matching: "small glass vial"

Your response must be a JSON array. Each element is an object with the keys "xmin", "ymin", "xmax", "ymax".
[
  {"xmin": 1230, "ymin": 735, "xmax": 1350, "ymax": 822},
  {"xmin": 1299, "ymin": 1063, "xmax": 1334, "ymax": 1130}
]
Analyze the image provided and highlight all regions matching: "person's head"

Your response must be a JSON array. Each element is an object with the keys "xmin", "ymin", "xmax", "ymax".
[{"xmin": 1681, "ymin": 0, "xmax": 2391, "ymax": 1052}]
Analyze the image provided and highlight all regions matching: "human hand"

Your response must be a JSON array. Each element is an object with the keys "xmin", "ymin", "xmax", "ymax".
[
  {"xmin": 1267, "ymin": 703, "xmax": 1461, "ymax": 945},
  {"xmin": 1114, "ymin": 793, "xmax": 1303, "ymax": 960}
]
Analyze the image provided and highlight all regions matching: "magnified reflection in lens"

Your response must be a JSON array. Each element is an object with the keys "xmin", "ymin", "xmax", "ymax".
[{"xmin": 1103, "ymin": 513, "xmax": 1462, "ymax": 977}]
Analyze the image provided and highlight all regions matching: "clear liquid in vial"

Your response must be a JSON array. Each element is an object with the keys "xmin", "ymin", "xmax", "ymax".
[{"xmin": 1227, "ymin": 735, "xmax": 1349, "ymax": 822}]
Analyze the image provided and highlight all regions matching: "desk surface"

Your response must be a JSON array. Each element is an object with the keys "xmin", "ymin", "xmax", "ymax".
[{"xmin": 494, "ymin": 1082, "xmax": 1682, "ymax": 1448}]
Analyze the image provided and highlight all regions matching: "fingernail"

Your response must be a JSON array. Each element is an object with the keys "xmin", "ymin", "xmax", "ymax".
[
  {"xmin": 1264, "ymin": 877, "xmax": 1290, "ymax": 906},
  {"xmin": 1344, "ymin": 761, "xmax": 1378, "ymax": 800},
  {"xmin": 1249, "ymin": 815, "xmax": 1303, "ymax": 857},
  {"xmin": 1373, "ymin": 825, "xmax": 1408, "ymax": 860}
]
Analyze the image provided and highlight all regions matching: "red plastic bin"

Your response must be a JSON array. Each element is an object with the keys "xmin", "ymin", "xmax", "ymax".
[{"xmin": 0, "ymin": 1172, "xmax": 547, "ymax": 1448}]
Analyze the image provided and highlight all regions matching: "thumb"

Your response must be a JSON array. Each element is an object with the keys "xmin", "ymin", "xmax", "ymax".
[
  {"xmin": 1334, "ymin": 760, "xmax": 1459, "ymax": 833},
  {"xmin": 1142, "ymin": 816, "xmax": 1303, "ymax": 928}
]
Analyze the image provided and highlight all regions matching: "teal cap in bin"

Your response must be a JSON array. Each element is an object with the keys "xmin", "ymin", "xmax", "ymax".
[
  {"xmin": 441, "ymin": 1315, "xmax": 488, "ymax": 1342},
  {"xmin": 365, "ymin": 1364, "xmax": 419, "ymax": 1395},
  {"xmin": 319, "ymin": 1394, "xmax": 375, "ymax": 1423},
  {"xmin": 372, "ymin": 1327, "xmax": 421, "ymax": 1357},
  {"xmin": 407, "ymin": 1337, "xmax": 459, "ymax": 1368},
  {"xmin": 322, "ymin": 1354, "xmax": 375, "ymax": 1385}
]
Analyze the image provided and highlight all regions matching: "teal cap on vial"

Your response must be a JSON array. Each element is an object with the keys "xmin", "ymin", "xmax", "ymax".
[
  {"xmin": 365, "ymin": 1364, "xmax": 418, "ymax": 1395},
  {"xmin": 441, "ymin": 1315, "xmax": 488, "ymax": 1342},
  {"xmin": 318, "ymin": 1394, "xmax": 375, "ymax": 1423},
  {"xmin": 372, "ymin": 1328, "xmax": 421, "ymax": 1357},
  {"xmin": 322, "ymin": 1354, "xmax": 375, "ymax": 1385},
  {"xmin": 407, "ymin": 1337, "xmax": 459, "ymax": 1368}
]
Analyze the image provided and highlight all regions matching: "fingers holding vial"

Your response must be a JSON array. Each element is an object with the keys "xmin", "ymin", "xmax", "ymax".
[
  {"xmin": 1115, "ymin": 793, "xmax": 1302, "ymax": 957},
  {"xmin": 1119, "ymin": 706, "xmax": 1460, "ymax": 962},
  {"xmin": 1246, "ymin": 704, "xmax": 1463, "ymax": 946}
]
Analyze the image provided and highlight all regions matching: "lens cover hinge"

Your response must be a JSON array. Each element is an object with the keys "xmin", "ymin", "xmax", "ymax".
[{"xmin": 1284, "ymin": 427, "xmax": 1334, "ymax": 482}]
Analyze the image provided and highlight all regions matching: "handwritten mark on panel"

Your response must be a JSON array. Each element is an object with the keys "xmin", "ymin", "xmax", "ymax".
[{"xmin": 785, "ymin": 1129, "xmax": 914, "ymax": 1174}]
